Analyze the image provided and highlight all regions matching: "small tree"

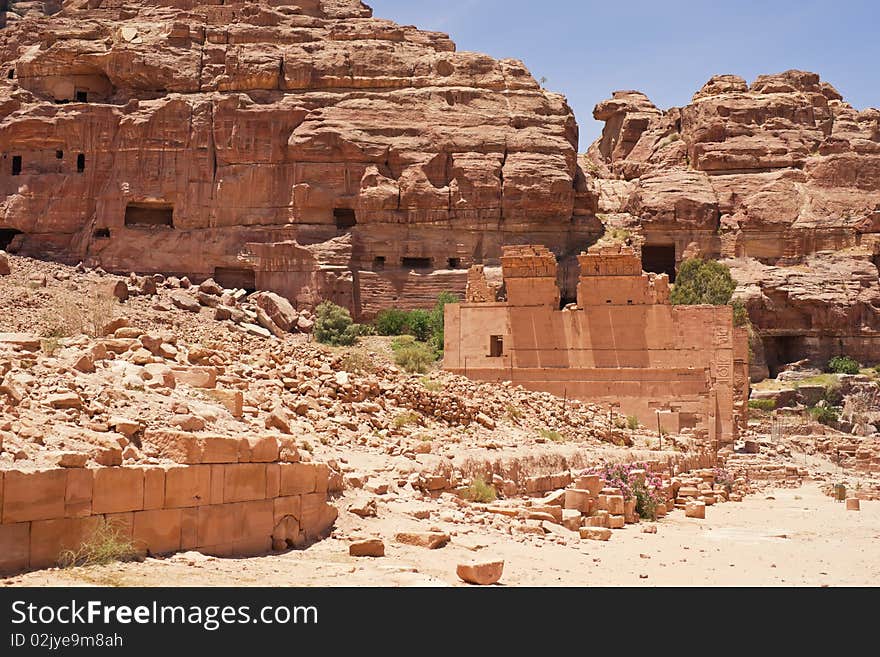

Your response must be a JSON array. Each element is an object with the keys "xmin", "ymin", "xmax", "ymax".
[
  {"xmin": 314, "ymin": 301, "xmax": 359, "ymax": 346},
  {"xmin": 827, "ymin": 355, "xmax": 859, "ymax": 375},
  {"xmin": 670, "ymin": 258, "xmax": 737, "ymax": 306},
  {"xmin": 374, "ymin": 309, "xmax": 410, "ymax": 336},
  {"xmin": 429, "ymin": 291, "xmax": 459, "ymax": 356}
]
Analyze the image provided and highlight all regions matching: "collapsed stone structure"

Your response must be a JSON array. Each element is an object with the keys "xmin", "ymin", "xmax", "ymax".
[
  {"xmin": 444, "ymin": 245, "xmax": 749, "ymax": 445},
  {"xmin": 585, "ymin": 70, "xmax": 880, "ymax": 378},
  {"xmin": 0, "ymin": 0, "xmax": 599, "ymax": 318}
]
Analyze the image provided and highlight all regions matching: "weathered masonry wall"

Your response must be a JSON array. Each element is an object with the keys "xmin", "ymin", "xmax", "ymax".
[
  {"xmin": 0, "ymin": 433, "xmax": 337, "ymax": 575},
  {"xmin": 444, "ymin": 245, "xmax": 749, "ymax": 444}
]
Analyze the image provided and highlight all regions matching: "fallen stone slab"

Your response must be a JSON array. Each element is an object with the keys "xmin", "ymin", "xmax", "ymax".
[
  {"xmin": 579, "ymin": 527, "xmax": 612, "ymax": 541},
  {"xmin": 457, "ymin": 560, "xmax": 504, "ymax": 585},
  {"xmin": 349, "ymin": 539, "xmax": 385, "ymax": 558},
  {"xmin": 395, "ymin": 531, "xmax": 450, "ymax": 549}
]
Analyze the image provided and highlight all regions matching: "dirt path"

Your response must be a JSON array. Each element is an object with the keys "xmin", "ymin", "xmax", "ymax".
[{"xmin": 3, "ymin": 482, "xmax": 877, "ymax": 587}]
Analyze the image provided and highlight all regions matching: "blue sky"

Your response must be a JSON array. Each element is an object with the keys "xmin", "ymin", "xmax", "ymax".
[{"xmin": 368, "ymin": 0, "xmax": 880, "ymax": 150}]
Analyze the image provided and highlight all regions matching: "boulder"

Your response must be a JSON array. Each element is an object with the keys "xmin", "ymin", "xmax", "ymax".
[
  {"xmin": 456, "ymin": 560, "xmax": 504, "ymax": 585},
  {"xmin": 252, "ymin": 292, "xmax": 298, "ymax": 332}
]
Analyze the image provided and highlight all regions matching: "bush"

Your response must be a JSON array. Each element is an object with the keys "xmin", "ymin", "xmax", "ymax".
[
  {"xmin": 428, "ymin": 291, "xmax": 459, "ymax": 356},
  {"xmin": 462, "ymin": 477, "xmax": 497, "ymax": 503},
  {"xmin": 670, "ymin": 258, "xmax": 737, "ymax": 306},
  {"xmin": 538, "ymin": 428, "xmax": 564, "ymax": 442},
  {"xmin": 809, "ymin": 405, "xmax": 839, "ymax": 425},
  {"xmin": 393, "ymin": 411, "xmax": 421, "ymax": 429},
  {"xmin": 626, "ymin": 415, "xmax": 640, "ymax": 430},
  {"xmin": 748, "ymin": 399, "xmax": 776, "ymax": 411},
  {"xmin": 393, "ymin": 340, "xmax": 435, "ymax": 373},
  {"xmin": 732, "ymin": 299, "xmax": 750, "ymax": 327},
  {"xmin": 339, "ymin": 350, "xmax": 376, "ymax": 374},
  {"xmin": 58, "ymin": 518, "xmax": 139, "ymax": 568},
  {"xmin": 587, "ymin": 462, "xmax": 665, "ymax": 521},
  {"xmin": 374, "ymin": 309, "xmax": 410, "ymax": 336},
  {"xmin": 827, "ymin": 355, "xmax": 860, "ymax": 375},
  {"xmin": 314, "ymin": 301, "xmax": 359, "ymax": 346}
]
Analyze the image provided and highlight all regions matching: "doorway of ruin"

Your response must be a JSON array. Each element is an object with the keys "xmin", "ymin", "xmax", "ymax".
[
  {"xmin": 401, "ymin": 257, "xmax": 432, "ymax": 270},
  {"xmin": 0, "ymin": 228, "xmax": 22, "ymax": 250},
  {"xmin": 642, "ymin": 243, "xmax": 677, "ymax": 282},
  {"xmin": 762, "ymin": 335, "xmax": 803, "ymax": 378},
  {"xmin": 124, "ymin": 203, "xmax": 174, "ymax": 228},
  {"xmin": 334, "ymin": 208, "xmax": 357, "ymax": 230},
  {"xmin": 214, "ymin": 267, "xmax": 256, "ymax": 293}
]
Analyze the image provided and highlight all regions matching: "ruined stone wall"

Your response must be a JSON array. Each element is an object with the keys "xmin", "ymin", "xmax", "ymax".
[
  {"xmin": 0, "ymin": 436, "xmax": 337, "ymax": 574},
  {"xmin": 448, "ymin": 245, "xmax": 745, "ymax": 444}
]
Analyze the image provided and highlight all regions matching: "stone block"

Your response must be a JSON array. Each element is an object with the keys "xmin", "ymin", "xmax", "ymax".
[
  {"xmin": 266, "ymin": 464, "xmax": 280, "ymax": 499},
  {"xmin": 280, "ymin": 463, "xmax": 317, "ymax": 495},
  {"xmin": 180, "ymin": 508, "xmax": 198, "ymax": 550},
  {"xmin": 608, "ymin": 514, "xmax": 626, "ymax": 529},
  {"xmin": 171, "ymin": 366, "xmax": 217, "ymax": 389},
  {"xmin": 846, "ymin": 498, "xmax": 860, "ymax": 511},
  {"xmin": 29, "ymin": 516, "xmax": 102, "ymax": 569},
  {"xmin": 133, "ymin": 509, "xmax": 182, "ymax": 555},
  {"xmin": 575, "ymin": 474, "xmax": 602, "ymax": 497},
  {"xmin": 395, "ymin": 531, "xmax": 450, "ymax": 549},
  {"xmin": 0, "ymin": 522, "xmax": 30, "ymax": 574},
  {"xmin": 239, "ymin": 435, "xmax": 279, "ymax": 463},
  {"xmin": 300, "ymin": 493, "xmax": 337, "ymax": 540},
  {"xmin": 203, "ymin": 389, "xmax": 244, "ymax": 418},
  {"xmin": 606, "ymin": 494, "xmax": 625, "ymax": 516},
  {"xmin": 274, "ymin": 496, "xmax": 302, "ymax": 524},
  {"xmin": 92, "ymin": 468, "xmax": 144, "ymax": 515},
  {"xmin": 224, "ymin": 463, "xmax": 267, "ymax": 503},
  {"xmin": 564, "ymin": 489, "xmax": 592, "ymax": 513},
  {"xmin": 3, "ymin": 469, "xmax": 67, "ymax": 523},
  {"xmin": 209, "ymin": 465, "xmax": 225, "ymax": 505},
  {"xmin": 164, "ymin": 465, "xmax": 211, "ymax": 508},
  {"xmin": 143, "ymin": 467, "xmax": 165, "ymax": 510},
  {"xmin": 457, "ymin": 560, "xmax": 504, "ymax": 585},
  {"xmin": 197, "ymin": 503, "xmax": 243, "ymax": 547},
  {"xmin": 64, "ymin": 468, "xmax": 93, "ymax": 518},
  {"xmin": 685, "ymin": 501, "xmax": 706, "ymax": 519},
  {"xmin": 350, "ymin": 538, "xmax": 384, "ymax": 557},
  {"xmin": 579, "ymin": 527, "xmax": 612, "ymax": 541}
]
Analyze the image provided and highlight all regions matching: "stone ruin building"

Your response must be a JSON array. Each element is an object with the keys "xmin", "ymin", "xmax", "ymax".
[{"xmin": 443, "ymin": 244, "xmax": 751, "ymax": 445}]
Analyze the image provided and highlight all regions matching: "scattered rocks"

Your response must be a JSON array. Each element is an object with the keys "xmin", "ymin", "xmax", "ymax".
[{"xmin": 395, "ymin": 532, "xmax": 450, "ymax": 549}]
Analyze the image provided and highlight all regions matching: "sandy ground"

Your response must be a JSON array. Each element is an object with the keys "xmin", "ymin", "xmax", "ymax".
[{"xmin": 3, "ymin": 482, "xmax": 877, "ymax": 587}]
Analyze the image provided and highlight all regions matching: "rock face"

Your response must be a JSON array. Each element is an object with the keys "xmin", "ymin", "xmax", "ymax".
[
  {"xmin": 585, "ymin": 70, "xmax": 880, "ymax": 378},
  {"xmin": 0, "ymin": 0, "xmax": 600, "ymax": 319}
]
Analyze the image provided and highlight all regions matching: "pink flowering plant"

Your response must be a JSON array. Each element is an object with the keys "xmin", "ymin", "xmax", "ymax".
[
  {"xmin": 584, "ymin": 462, "xmax": 666, "ymax": 521},
  {"xmin": 713, "ymin": 467, "xmax": 735, "ymax": 493}
]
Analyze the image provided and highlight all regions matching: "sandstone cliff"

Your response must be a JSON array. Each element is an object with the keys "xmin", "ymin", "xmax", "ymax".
[
  {"xmin": 0, "ymin": 0, "xmax": 600, "ymax": 317},
  {"xmin": 585, "ymin": 71, "xmax": 880, "ymax": 378}
]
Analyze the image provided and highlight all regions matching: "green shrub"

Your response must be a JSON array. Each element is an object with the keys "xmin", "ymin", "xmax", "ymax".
[
  {"xmin": 732, "ymin": 299, "xmax": 750, "ymax": 327},
  {"xmin": 393, "ymin": 341, "xmax": 435, "ymax": 373},
  {"xmin": 670, "ymin": 258, "xmax": 737, "ymax": 306},
  {"xmin": 374, "ymin": 307, "xmax": 434, "ymax": 342},
  {"xmin": 462, "ymin": 477, "xmax": 497, "ymax": 503},
  {"xmin": 809, "ymin": 405, "xmax": 839, "ymax": 425},
  {"xmin": 393, "ymin": 411, "xmax": 421, "ymax": 429},
  {"xmin": 351, "ymin": 323, "xmax": 376, "ymax": 336},
  {"xmin": 428, "ymin": 291, "xmax": 459, "ymax": 356},
  {"xmin": 314, "ymin": 301, "xmax": 359, "ymax": 346},
  {"xmin": 827, "ymin": 355, "xmax": 860, "ymax": 375},
  {"xmin": 748, "ymin": 399, "xmax": 776, "ymax": 411},
  {"xmin": 339, "ymin": 350, "xmax": 376, "ymax": 373},
  {"xmin": 538, "ymin": 428, "xmax": 564, "ymax": 442},
  {"xmin": 626, "ymin": 415, "xmax": 640, "ymax": 430},
  {"xmin": 374, "ymin": 309, "xmax": 411, "ymax": 336},
  {"xmin": 420, "ymin": 377, "xmax": 443, "ymax": 392}
]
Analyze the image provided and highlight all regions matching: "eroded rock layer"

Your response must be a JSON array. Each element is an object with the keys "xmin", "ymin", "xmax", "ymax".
[
  {"xmin": 584, "ymin": 70, "xmax": 880, "ymax": 378},
  {"xmin": 0, "ymin": 0, "xmax": 600, "ymax": 317}
]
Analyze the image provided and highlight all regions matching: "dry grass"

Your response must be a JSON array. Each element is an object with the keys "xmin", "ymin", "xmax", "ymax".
[{"xmin": 57, "ymin": 519, "xmax": 139, "ymax": 569}]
